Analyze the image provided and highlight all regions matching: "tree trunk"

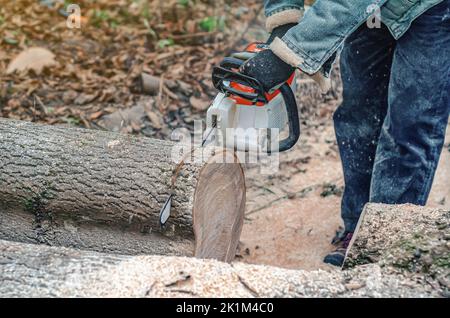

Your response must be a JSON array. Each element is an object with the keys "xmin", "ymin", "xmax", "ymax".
[
  {"xmin": 344, "ymin": 203, "xmax": 450, "ymax": 284},
  {"xmin": 0, "ymin": 118, "xmax": 246, "ymax": 262},
  {"xmin": 0, "ymin": 238, "xmax": 439, "ymax": 298}
]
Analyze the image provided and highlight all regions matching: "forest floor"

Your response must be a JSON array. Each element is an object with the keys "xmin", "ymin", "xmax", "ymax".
[{"xmin": 1, "ymin": 1, "xmax": 449, "ymax": 271}]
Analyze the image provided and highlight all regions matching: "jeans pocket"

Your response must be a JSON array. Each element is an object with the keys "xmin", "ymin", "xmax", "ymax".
[{"xmin": 383, "ymin": 0, "xmax": 417, "ymax": 18}]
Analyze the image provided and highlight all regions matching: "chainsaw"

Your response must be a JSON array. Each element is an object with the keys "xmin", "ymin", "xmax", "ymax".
[
  {"xmin": 206, "ymin": 42, "xmax": 300, "ymax": 153},
  {"xmin": 159, "ymin": 43, "xmax": 301, "ymax": 226}
]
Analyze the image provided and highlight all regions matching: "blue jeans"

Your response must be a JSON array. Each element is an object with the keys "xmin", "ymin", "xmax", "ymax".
[{"xmin": 335, "ymin": 2, "xmax": 450, "ymax": 232}]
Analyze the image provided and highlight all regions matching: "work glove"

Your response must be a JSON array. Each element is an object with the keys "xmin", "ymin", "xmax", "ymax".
[
  {"xmin": 236, "ymin": 10, "xmax": 330, "ymax": 93},
  {"xmin": 218, "ymin": 13, "xmax": 331, "ymax": 93},
  {"xmin": 241, "ymin": 38, "xmax": 332, "ymax": 93},
  {"xmin": 226, "ymin": 23, "xmax": 298, "ymax": 92},
  {"xmin": 240, "ymin": 49, "xmax": 295, "ymax": 92}
]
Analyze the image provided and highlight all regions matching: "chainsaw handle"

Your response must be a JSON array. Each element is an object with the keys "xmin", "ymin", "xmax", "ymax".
[
  {"xmin": 276, "ymin": 83, "xmax": 300, "ymax": 153},
  {"xmin": 212, "ymin": 66, "xmax": 268, "ymax": 104}
]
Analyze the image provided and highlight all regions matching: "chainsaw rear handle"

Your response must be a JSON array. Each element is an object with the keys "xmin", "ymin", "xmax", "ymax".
[{"xmin": 277, "ymin": 83, "xmax": 300, "ymax": 153}]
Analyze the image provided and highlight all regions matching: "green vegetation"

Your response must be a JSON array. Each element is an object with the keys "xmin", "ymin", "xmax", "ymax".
[
  {"xmin": 178, "ymin": 0, "xmax": 190, "ymax": 7},
  {"xmin": 157, "ymin": 38, "xmax": 174, "ymax": 48},
  {"xmin": 140, "ymin": 1, "xmax": 151, "ymax": 19},
  {"xmin": 3, "ymin": 37, "xmax": 18, "ymax": 45},
  {"xmin": 63, "ymin": 115, "xmax": 81, "ymax": 126},
  {"xmin": 91, "ymin": 9, "xmax": 119, "ymax": 28},
  {"xmin": 199, "ymin": 16, "xmax": 226, "ymax": 32}
]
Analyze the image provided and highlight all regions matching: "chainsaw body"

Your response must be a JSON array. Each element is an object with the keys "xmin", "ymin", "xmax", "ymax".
[{"xmin": 207, "ymin": 43, "xmax": 300, "ymax": 153}]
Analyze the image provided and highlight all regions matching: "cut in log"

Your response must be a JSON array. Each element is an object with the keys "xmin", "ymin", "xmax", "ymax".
[
  {"xmin": 0, "ymin": 118, "xmax": 246, "ymax": 262},
  {"xmin": 0, "ymin": 239, "xmax": 440, "ymax": 298}
]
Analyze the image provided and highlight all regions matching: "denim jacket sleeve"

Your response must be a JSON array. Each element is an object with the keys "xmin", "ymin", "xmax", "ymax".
[
  {"xmin": 264, "ymin": 1, "xmax": 305, "ymax": 31},
  {"xmin": 268, "ymin": 0, "xmax": 389, "ymax": 77}
]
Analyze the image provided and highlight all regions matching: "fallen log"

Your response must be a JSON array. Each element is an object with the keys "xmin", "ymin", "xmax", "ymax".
[
  {"xmin": 0, "ymin": 118, "xmax": 246, "ymax": 262},
  {"xmin": 344, "ymin": 204, "xmax": 450, "ymax": 290},
  {"xmin": 0, "ymin": 238, "xmax": 439, "ymax": 298},
  {"xmin": 138, "ymin": 73, "xmax": 161, "ymax": 95}
]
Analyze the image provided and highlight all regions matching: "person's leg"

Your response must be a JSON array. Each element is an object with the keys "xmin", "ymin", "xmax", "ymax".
[
  {"xmin": 334, "ymin": 24, "xmax": 395, "ymax": 233},
  {"xmin": 370, "ymin": 1, "xmax": 450, "ymax": 205},
  {"xmin": 324, "ymin": 24, "xmax": 395, "ymax": 266}
]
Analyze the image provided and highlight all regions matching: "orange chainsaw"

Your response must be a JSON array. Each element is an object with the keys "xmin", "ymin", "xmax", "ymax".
[
  {"xmin": 206, "ymin": 42, "xmax": 300, "ymax": 153},
  {"xmin": 159, "ymin": 43, "xmax": 301, "ymax": 227}
]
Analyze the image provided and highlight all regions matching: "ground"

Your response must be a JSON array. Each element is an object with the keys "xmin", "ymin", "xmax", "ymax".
[
  {"xmin": 239, "ymin": 102, "xmax": 450, "ymax": 271},
  {"xmin": 1, "ymin": 1, "xmax": 449, "ymax": 272},
  {"xmin": 234, "ymin": 8, "xmax": 450, "ymax": 270}
]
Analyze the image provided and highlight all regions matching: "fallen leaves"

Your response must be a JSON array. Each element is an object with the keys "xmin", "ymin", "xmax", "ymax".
[
  {"xmin": 89, "ymin": 110, "xmax": 104, "ymax": 121},
  {"xmin": 6, "ymin": 47, "xmax": 57, "ymax": 75},
  {"xmin": 61, "ymin": 90, "xmax": 78, "ymax": 104},
  {"xmin": 98, "ymin": 104, "xmax": 146, "ymax": 132},
  {"xmin": 74, "ymin": 92, "xmax": 98, "ymax": 105},
  {"xmin": 189, "ymin": 95, "xmax": 210, "ymax": 111},
  {"xmin": 0, "ymin": 0, "xmax": 262, "ymax": 139}
]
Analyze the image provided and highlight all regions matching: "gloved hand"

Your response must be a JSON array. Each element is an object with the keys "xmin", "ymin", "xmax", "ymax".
[
  {"xmin": 233, "ymin": 23, "xmax": 297, "ymax": 92},
  {"xmin": 217, "ymin": 22, "xmax": 312, "ymax": 93},
  {"xmin": 240, "ymin": 49, "xmax": 294, "ymax": 92}
]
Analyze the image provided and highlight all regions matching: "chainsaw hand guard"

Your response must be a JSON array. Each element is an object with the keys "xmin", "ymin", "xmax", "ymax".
[{"xmin": 212, "ymin": 65, "xmax": 268, "ymax": 104}]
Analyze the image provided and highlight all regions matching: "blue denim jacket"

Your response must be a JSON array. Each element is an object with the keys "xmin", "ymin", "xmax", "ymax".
[{"xmin": 264, "ymin": 0, "xmax": 444, "ymax": 75}]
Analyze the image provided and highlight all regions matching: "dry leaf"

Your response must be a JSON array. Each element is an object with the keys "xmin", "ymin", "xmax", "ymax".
[
  {"xmin": 146, "ymin": 110, "xmax": 162, "ymax": 129},
  {"xmin": 190, "ymin": 96, "xmax": 210, "ymax": 111},
  {"xmin": 6, "ymin": 47, "xmax": 57, "ymax": 75},
  {"xmin": 89, "ymin": 111, "xmax": 104, "ymax": 120},
  {"xmin": 98, "ymin": 105, "xmax": 145, "ymax": 132},
  {"xmin": 62, "ymin": 90, "xmax": 78, "ymax": 103},
  {"xmin": 74, "ymin": 93, "xmax": 98, "ymax": 105}
]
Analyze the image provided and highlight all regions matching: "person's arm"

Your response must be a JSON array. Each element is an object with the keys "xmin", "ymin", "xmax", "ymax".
[
  {"xmin": 271, "ymin": 0, "xmax": 389, "ymax": 75},
  {"xmin": 242, "ymin": 0, "xmax": 388, "ymax": 92}
]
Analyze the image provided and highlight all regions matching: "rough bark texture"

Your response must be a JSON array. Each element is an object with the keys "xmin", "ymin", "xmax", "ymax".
[
  {"xmin": 344, "ymin": 203, "xmax": 450, "ymax": 291},
  {"xmin": 0, "ymin": 118, "xmax": 197, "ymax": 236},
  {"xmin": 0, "ymin": 118, "xmax": 246, "ymax": 260},
  {"xmin": 0, "ymin": 238, "xmax": 441, "ymax": 298},
  {"xmin": 0, "ymin": 208, "xmax": 193, "ymax": 256}
]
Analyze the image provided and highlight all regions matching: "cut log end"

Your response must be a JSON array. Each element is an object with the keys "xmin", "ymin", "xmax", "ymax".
[{"xmin": 193, "ymin": 152, "xmax": 246, "ymax": 262}]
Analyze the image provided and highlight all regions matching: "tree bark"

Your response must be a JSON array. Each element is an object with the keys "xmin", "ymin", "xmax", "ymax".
[
  {"xmin": 0, "ymin": 118, "xmax": 246, "ymax": 262},
  {"xmin": 344, "ymin": 203, "xmax": 450, "ymax": 285}
]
